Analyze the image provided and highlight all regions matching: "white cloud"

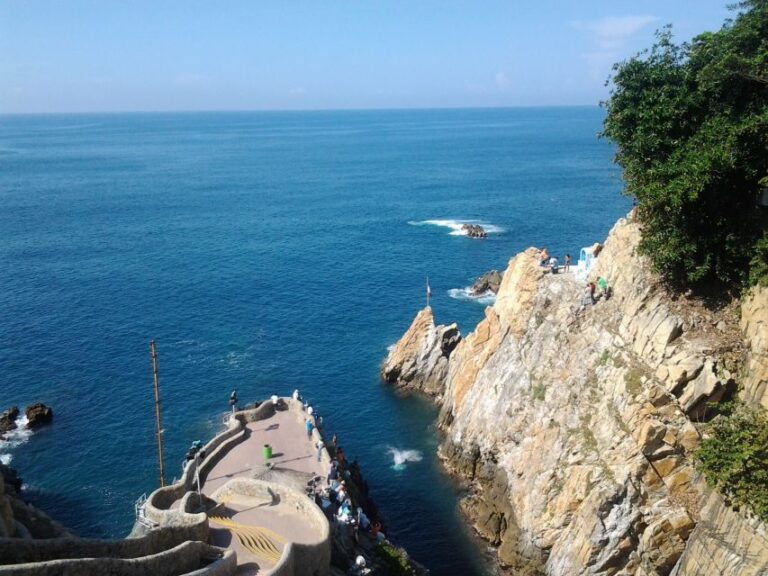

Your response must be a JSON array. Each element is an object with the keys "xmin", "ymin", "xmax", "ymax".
[
  {"xmin": 573, "ymin": 15, "xmax": 658, "ymax": 50},
  {"xmin": 495, "ymin": 71, "xmax": 511, "ymax": 91}
]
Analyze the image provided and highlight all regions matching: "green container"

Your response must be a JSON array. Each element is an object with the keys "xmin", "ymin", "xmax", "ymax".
[{"xmin": 263, "ymin": 444, "xmax": 272, "ymax": 460}]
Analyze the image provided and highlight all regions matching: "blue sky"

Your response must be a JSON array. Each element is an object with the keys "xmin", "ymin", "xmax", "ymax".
[{"xmin": 0, "ymin": 1, "xmax": 733, "ymax": 113}]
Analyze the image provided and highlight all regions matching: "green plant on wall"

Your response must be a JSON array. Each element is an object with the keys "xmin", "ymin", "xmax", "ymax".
[{"xmin": 695, "ymin": 402, "xmax": 768, "ymax": 521}]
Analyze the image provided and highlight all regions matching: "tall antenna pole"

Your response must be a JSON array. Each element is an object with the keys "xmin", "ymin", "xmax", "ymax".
[{"xmin": 149, "ymin": 340, "xmax": 165, "ymax": 488}]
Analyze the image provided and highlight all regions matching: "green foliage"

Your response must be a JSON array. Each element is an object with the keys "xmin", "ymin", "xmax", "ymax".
[
  {"xmin": 531, "ymin": 382, "xmax": 546, "ymax": 401},
  {"xmin": 695, "ymin": 402, "xmax": 768, "ymax": 521},
  {"xmin": 602, "ymin": 1, "xmax": 768, "ymax": 290},
  {"xmin": 624, "ymin": 367, "xmax": 643, "ymax": 396},
  {"xmin": 375, "ymin": 543, "xmax": 418, "ymax": 576},
  {"xmin": 750, "ymin": 230, "xmax": 768, "ymax": 286}
]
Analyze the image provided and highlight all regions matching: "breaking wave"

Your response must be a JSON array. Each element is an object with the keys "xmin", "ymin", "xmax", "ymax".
[
  {"xmin": 408, "ymin": 219, "xmax": 504, "ymax": 236},
  {"xmin": 0, "ymin": 415, "xmax": 33, "ymax": 466},
  {"xmin": 447, "ymin": 287, "xmax": 496, "ymax": 305},
  {"xmin": 388, "ymin": 447, "xmax": 423, "ymax": 471}
]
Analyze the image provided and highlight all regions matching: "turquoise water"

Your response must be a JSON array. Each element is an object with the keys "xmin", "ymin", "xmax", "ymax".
[{"xmin": 0, "ymin": 108, "xmax": 628, "ymax": 574}]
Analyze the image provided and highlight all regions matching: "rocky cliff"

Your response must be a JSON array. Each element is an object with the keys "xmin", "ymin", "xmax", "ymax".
[
  {"xmin": 382, "ymin": 215, "xmax": 768, "ymax": 575},
  {"xmin": 0, "ymin": 464, "xmax": 71, "ymax": 539},
  {"xmin": 381, "ymin": 307, "xmax": 460, "ymax": 397}
]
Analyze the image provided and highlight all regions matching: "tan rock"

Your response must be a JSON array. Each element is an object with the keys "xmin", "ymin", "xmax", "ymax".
[
  {"xmin": 446, "ymin": 306, "xmax": 507, "ymax": 411},
  {"xmin": 547, "ymin": 466, "xmax": 593, "ymax": 520},
  {"xmin": 494, "ymin": 247, "xmax": 545, "ymax": 334},
  {"xmin": 641, "ymin": 510, "xmax": 695, "ymax": 572},
  {"xmin": 673, "ymin": 479, "xmax": 768, "ymax": 576},
  {"xmin": 380, "ymin": 306, "xmax": 460, "ymax": 396},
  {"xmin": 634, "ymin": 419, "xmax": 667, "ymax": 453},
  {"xmin": 678, "ymin": 360, "xmax": 728, "ymax": 417},
  {"xmin": 741, "ymin": 285, "xmax": 768, "ymax": 409},
  {"xmin": 386, "ymin": 214, "xmax": 768, "ymax": 576}
]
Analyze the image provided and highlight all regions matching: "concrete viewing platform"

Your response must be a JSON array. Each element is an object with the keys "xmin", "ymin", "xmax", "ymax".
[
  {"xmin": 199, "ymin": 399, "xmax": 332, "ymax": 576},
  {"xmin": 130, "ymin": 396, "xmax": 335, "ymax": 576},
  {"xmin": 203, "ymin": 401, "xmax": 329, "ymax": 496},
  {"xmin": 201, "ymin": 399, "xmax": 330, "ymax": 574}
]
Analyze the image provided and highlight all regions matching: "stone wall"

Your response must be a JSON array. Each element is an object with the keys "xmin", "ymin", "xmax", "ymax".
[
  {"xmin": 0, "ymin": 521, "xmax": 209, "ymax": 565},
  {"xmin": 211, "ymin": 477, "xmax": 331, "ymax": 576},
  {"xmin": 184, "ymin": 549, "xmax": 237, "ymax": 576},
  {"xmin": 0, "ymin": 541, "xmax": 228, "ymax": 576}
]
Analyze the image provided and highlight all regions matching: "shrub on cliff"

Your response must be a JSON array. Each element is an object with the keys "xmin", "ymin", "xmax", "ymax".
[
  {"xmin": 695, "ymin": 403, "xmax": 768, "ymax": 521},
  {"xmin": 602, "ymin": 0, "xmax": 768, "ymax": 291}
]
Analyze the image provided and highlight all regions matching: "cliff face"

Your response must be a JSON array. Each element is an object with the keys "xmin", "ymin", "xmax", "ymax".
[
  {"xmin": 381, "ymin": 307, "xmax": 460, "ymax": 397},
  {"xmin": 382, "ymin": 216, "xmax": 768, "ymax": 575},
  {"xmin": 0, "ymin": 464, "xmax": 71, "ymax": 539},
  {"xmin": 741, "ymin": 285, "xmax": 768, "ymax": 410}
]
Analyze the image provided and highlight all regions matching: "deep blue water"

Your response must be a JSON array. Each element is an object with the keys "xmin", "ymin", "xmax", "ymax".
[{"xmin": 0, "ymin": 108, "xmax": 628, "ymax": 574}]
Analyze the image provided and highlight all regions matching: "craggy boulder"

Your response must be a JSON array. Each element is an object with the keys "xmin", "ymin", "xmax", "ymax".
[
  {"xmin": 381, "ymin": 307, "xmax": 460, "ymax": 396},
  {"xmin": 25, "ymin": 403, "xmax": 53, "ymax": 429}
]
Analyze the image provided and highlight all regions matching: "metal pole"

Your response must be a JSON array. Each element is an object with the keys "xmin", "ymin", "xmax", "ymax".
[{"xmin": 150, "ymin": 340, "xmax": 165, "ymax": 488}]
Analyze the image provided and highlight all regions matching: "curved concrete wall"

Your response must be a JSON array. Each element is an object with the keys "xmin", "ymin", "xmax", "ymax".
[
  {"xmin": 0, "ymin": 541, "xmax": 229, "ymax": 576},
  {"xmin": 183, "ymin": 549, "xmax": 237, "ymax": 576},
  {"xmin": 146, "ymin": 419, "xmax": 245, "ymax": 523},
  {"xmin": 0, "ymin": 398, "xmax": 329, "ymax": 576},
  {"xmin": 234, "ymin": 400, "xmax": 276, "ymax": 424},
  {"xmin": 0, "ymin": 521, "xmax": 210, "ymax": 565},
  {"xmin": 211, "ymin": 477, "xmax": 331, "ymax": 576}
]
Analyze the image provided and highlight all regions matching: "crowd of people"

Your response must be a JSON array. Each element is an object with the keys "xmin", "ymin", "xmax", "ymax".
[{"xmin": 292, "ymin": 389, "xmax": 386, "ymax": 550}]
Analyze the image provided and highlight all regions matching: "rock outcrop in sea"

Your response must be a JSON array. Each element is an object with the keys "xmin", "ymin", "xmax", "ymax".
[
  {"xmin": 24, "ymin": 404, "xmax": 53, "ymax": 429},
  {"xmin": 381, "ymin": 307, "xmax": 461, "ymax": 397},
  {"xmin": 0, "ymin": 408, "xmax": 19, "ymax": 438},
  {"xmin": 462, "ymin": 224, "xmax": 487, "ymax": 238},
  {"xmin": 470, "ymin": 270, "xmax": 503, "ymax": 295},
  {"xmin": 382, "ymin": 214, "xmax": 768, "ymax": 575}
]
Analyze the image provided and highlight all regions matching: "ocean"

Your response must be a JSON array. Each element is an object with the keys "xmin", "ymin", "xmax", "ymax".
[{"xmin": 0, "ymin": 107, "xmax": 629, "ymax": 574}]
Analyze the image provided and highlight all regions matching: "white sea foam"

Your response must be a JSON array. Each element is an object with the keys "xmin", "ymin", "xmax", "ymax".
[
  {"xmin": 0, "ymin": 415, "xmax": 33, "ymax": 466},
  {"xmin": 388, "ymin": 447, "xmax": 423, "ymax": 470},
  {"xmin": 222, "ymin": 349, "xmax": 254, "ymax": 368},
  {"xmin": 447, "ymin": 287, "xmax": 497, "ymax": 305},
  {"xmin": 408, "ymin": 219, "xmax": 504, "ymax": 236}
]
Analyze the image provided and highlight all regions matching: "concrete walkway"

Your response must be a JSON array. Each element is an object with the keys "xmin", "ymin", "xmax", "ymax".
[{"xmin": 201, "ymin": 400, "xmax": 330, "ymax": 575}]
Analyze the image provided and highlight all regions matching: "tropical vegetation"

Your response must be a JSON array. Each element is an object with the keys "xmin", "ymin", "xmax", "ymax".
[{"xmin": 602, "ymin": 0, "xmax": 768, "ymax": 290}]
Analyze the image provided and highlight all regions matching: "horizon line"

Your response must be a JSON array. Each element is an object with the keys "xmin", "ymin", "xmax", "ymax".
[{"xmin": 0, "ymin": 103, "xmax": 604, "ymax": 117}]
